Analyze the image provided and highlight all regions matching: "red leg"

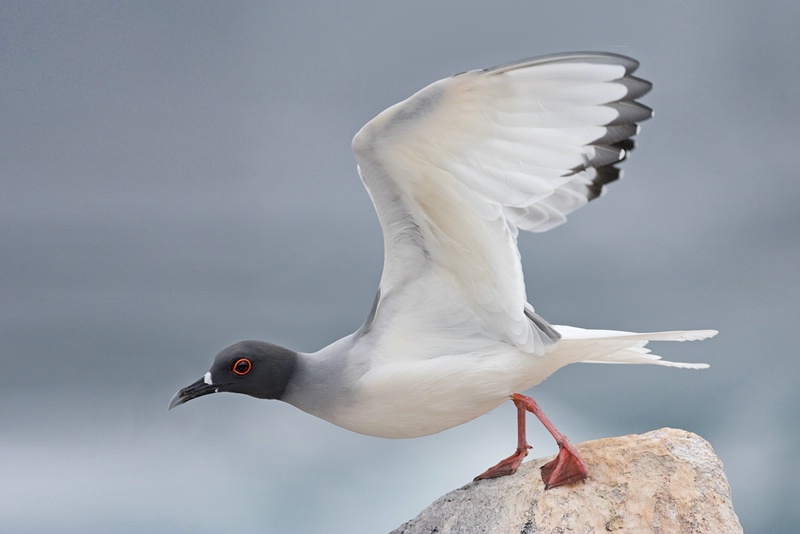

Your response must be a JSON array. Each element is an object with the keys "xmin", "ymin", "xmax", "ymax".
[
  {"xmin": 511, "ymin": 393, "xmax": 588, "ymax": 489},
  {"xmin": 473, "ymin": 395, "xmax": 531, "ymax": 480},
  {"xmin": 474, "ymin": 393, "xmax": 588, "ymax": 489}
]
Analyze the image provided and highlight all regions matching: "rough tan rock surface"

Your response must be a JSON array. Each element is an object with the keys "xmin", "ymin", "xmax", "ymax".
[{"xmin": 391, "ymin": 428, "xmax": 742, "ymax": 533}]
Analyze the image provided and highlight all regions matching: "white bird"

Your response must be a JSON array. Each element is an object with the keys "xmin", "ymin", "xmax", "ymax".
[{"xmin": 170, "ymin": 52, "xmax": 717, "ymax": 489}]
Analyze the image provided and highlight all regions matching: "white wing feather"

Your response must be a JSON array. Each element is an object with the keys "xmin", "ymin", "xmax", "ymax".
[{"xmin": 352, "ymin": 53, "xmax": 652, "ymax": 356}]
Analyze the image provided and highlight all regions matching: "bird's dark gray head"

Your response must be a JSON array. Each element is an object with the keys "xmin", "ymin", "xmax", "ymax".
[{"xmin": 169, "ymin": 340, "xmax": 298, "ymax": 410}]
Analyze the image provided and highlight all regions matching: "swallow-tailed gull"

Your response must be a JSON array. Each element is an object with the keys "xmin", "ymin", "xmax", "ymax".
[{"xmin": 170, "ymin": 52, "xmax": 717, "ymax": 489}]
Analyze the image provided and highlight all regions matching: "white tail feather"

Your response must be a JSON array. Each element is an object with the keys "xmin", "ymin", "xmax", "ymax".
[{"xmin": 552, "ymin": 325, "xmax": 717, "ymax": 368}]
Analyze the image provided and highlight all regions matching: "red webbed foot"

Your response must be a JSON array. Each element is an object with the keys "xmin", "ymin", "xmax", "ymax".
[
  {"xmin": 473, "ymin": 445, "xmax": 531, "ymax": 480},
  {"xmin": 540, "ymin": 440, "xmax": 588, "ymax": 489},
  {"xmin": 473, "ymin": 393, "xmax": 588, "ymax": 488}
]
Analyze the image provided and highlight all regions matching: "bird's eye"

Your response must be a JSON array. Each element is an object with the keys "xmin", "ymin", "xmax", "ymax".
[{"xmin": 232, "ymin": 358, "xmax": 252, "ymax": 376}]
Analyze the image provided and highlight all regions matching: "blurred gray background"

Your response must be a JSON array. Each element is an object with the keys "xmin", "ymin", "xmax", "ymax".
[{"xmin": 2, "ymin": 2, "xmax": 798, "ymax": 532}]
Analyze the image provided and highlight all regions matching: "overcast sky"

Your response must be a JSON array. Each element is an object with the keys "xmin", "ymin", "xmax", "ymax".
[{"xmin": 2, "ymin": 2, "xmax": 798, "ymax": 533}]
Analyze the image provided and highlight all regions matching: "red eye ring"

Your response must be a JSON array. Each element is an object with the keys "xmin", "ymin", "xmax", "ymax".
[{"xmin": 232, "ymin": 358, "xmax": 252, "ymax": 376}]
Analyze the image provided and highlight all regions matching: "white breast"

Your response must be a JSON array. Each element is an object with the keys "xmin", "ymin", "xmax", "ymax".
[{"xmin": 324, "ymin": 344, "xmax": 556, "ymax": 439}]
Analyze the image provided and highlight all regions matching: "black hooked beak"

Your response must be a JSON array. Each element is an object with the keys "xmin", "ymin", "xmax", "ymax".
[{"xmin": 169, "ymin": 376, "xmax": 217, "ymax": 410}]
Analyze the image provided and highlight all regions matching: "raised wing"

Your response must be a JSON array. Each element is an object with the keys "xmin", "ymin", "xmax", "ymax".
[{"xmin": 352, "ymin": 52, "xmax": 652, "ymax": 355}]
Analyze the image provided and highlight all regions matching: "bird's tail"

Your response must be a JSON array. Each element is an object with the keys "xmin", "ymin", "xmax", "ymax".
[{"xmin": 553, "ymin": 325, "xmax": 718, "ymax": 369}]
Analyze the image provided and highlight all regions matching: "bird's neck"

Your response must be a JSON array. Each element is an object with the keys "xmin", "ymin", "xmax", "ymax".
[{"xmin": 281, "ymin": 333, "xmax": 363, "ymax": 419}]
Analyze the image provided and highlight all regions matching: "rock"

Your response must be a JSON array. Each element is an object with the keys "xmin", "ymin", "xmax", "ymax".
[{"xmin": 391, "ymin": 428, "xmax": 742, "ymax": 533}]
